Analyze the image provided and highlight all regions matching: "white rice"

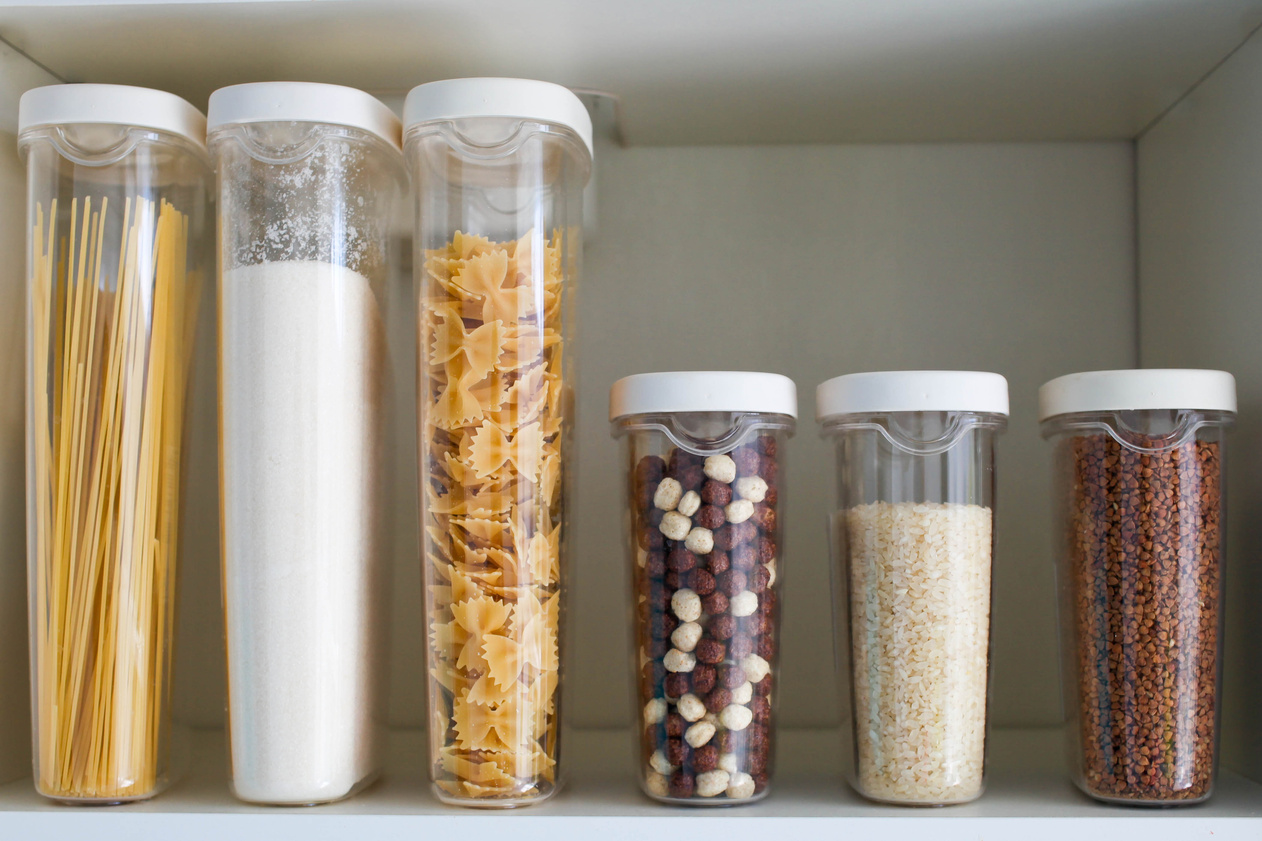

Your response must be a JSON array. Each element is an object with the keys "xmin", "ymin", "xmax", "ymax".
[{"xmin": 845, "ymin": 501, "xmax": 992, "ymax": 804}]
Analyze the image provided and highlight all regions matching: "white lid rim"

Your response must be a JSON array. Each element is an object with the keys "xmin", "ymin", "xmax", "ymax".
[
  {"xmin": 403, "ymin": 77, "xmax": 594, "ymax": 159},
  {"xmin": 207, "ymin": 82, "xmax": 402, "ymax": 152},
  {"xmin": 1038, "ymin": 369, "xmax": 1237, "ymax": 420},
  {"xmin": 405, "ymin": 115, "xmax": 590, "ymax": 162},
  {"xmin": 18, "ymin": 84, "xmax": 208, "ymax": 151},
  {"xmin": 610, "ymin": 371, "xmax": 798, "ymax": 421},
  {"xmin": 816, "ymin": 371, "xmax": 1010, "ymax": 419}
]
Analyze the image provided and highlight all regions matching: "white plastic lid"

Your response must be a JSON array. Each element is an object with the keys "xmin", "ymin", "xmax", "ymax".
[
  {"xmin": 207, "ymin": 82, "xmax": 402, "ymax": 151},
  {"xmin": 610, "ymin": 372, "xmax": 798, "ymax": 421},
  {"xmin": 18, "ymin": 84, "xmax": 207, "ymax": 150},
  {"xmin": 403, "ymin": 78, "xmax": 593, "ymax": 159},
  {"xmin": 816, "ymin": 371, "xmax": 1010, "ymax": 420},
  {"xmin": 1038, "ymin": 369, "xmax": 1237, "ymax": 420}
]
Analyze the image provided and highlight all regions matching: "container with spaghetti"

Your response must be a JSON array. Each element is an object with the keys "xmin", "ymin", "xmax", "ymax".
[{"xmin": 18, "ymin": 85, "xmax": 212, "ymax": 803}]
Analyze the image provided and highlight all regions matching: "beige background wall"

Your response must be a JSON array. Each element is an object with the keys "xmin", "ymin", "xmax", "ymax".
[
  {"xmin": 167, "ymin": 140, "xmax": 1138, "ymax": 732},
  {"xmin": 570, "ymin": 141, "xmax": 1136, "ymax": 729},
  {"xmin": 1137, "ymin": 26, "xmax": 1262, "ymax": 783},
  {"xmin": 0, "ymin": 131, "xmax": 31, "ymax": 782}
]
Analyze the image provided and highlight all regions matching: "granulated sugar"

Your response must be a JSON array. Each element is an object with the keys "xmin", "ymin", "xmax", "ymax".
[
  {"xmin": 220, "ymin": 259, "xmax": 386, "ymax": 804},
  {"xmin": 845, "ymin": 501, "xmax": 992, "ymax": 804}
]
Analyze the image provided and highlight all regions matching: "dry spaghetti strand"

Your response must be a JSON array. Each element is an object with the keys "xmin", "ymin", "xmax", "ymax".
[{"xmin": 30, "ymin": 196, "xmax": 197, "ymax": 801}]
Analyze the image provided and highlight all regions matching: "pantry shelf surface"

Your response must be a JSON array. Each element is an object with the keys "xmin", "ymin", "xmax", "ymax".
[
  {"xmin": 0, "ymin": 728, "xmax": 1258, "ymax": 838},
  {"xmin": 2, "ymin": 0, "xmax": 1262, "ymax": 143}
]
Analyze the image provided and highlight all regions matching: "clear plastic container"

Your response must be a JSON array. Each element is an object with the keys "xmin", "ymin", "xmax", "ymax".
[
  {"xmin": 19, "ymin": 84, "xmax": 212, "ymax": 803},
  {"xmin": 611, "ymin": 372, "xmax": 797, "ymax": 805},
  {"xmin": 208, "ymin": 83, "xmax": 404, "ymax": 805},
  {"xmin": 1039, "ymin": 369, "xmax": 1235, "ymax": 806},
  {"xmin": 404, "ymin": 78, "xmax": 592, "ymax": 808},
  {"xmin": 818, "ymin": 371, "xmax": 1008, "ymax": 806}
]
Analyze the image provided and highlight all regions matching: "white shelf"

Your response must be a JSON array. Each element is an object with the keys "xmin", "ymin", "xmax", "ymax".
[
  {"xmin": 1, "ymin": 0, "xmax": 1262, "ymax": 143},
  {"xmin": 1, "ymin": 728, "xmax": 1259, "ymax": 838}
]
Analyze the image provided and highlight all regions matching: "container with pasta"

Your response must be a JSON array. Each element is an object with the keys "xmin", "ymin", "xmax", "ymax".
[
  {"xmin": 818, "ymin": 371, "xmax": 1008, "ymax": 806},
  {"xmin": 19, "ymin": 84, "xmax": 212, "ymax": 803},
  {"xmin": 404, "ymin": 78, "xmax": 592, "ymax": 807}
]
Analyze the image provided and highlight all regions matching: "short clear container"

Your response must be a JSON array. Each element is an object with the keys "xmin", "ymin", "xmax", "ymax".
[
  {"xmin": 611, "ymin": 372, "xmax": 797, "ymax": 805},
  {"xmin": 19, "ymin": 84, "xmax": 213, "ymax": 803},
  {"xmin": 818, "ymin": 371, "xmax": 1009, "ymax": 806},
  {"xmin": 405, "ymin": 78, "xmax": 592, "ymax": 808},
  {"xmin": 209, "ymin": 83, "xmax": 404, "ymax": 805},
  {"xmin": 1040, "ymin": 369, "xmax": 1235, "ymax": 806}
]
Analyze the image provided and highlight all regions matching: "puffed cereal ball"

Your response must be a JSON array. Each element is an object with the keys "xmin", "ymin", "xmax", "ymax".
[
  {"xmin": 703, "ymin": 454, "xmax": 737, "ymax": 484},
  {"xmin": 644, "ymin": 697, "xmax": 668, "ymax": 725},
  {"xmin": 684, "ymin": 721, "xmax": 717, "ymax": 748},
  {"xmin": 677, "ymin": 490, "xmax": 701, "ymax": 517},
  {"xmin": 720, "ymin": 704, "xmax": 754, "ymax": 731},
  {"xmin": 727, "ymin": 771, "xmax": 756, "ymax": 799},
  {"xmin": 729, "ymin": 590, "xmax": 759, "ymax": 617},
  {"xmin": 659, "ymin": 511, "xmax": 691, "ymax": 541},
  {"xmin": 670, "ymin": 622, "xmax": 703, "ymax": 653},
  {"xmin": 654, "ymin": 477, "xmax": 683, "ymax": 511},
  {"xmin": 684, "ymin": 527, "xmax": 714, "ymax": 555},
  {"xmin": 664, "ymin": 648, "xmax": 697, "ymax": 673},
  {"xmin": 734, "ymin": 476, "xmax": 768, "ymax": 503},
  {"xmin": 671, "ymin": 588, "xmax": 703, "ymax": 622},
  {"xmin": 678, "ymin": 693, "xmax": 707, "ymax": 722},
  {"xmin": 696, "ymin": 769, "xmax": 730, "ymax": 797}
]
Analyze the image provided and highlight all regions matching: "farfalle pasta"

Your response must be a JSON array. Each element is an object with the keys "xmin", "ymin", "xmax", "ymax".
[{"xmin": 420, "ymin": 230, "xmax": 566, "ymax": 804}]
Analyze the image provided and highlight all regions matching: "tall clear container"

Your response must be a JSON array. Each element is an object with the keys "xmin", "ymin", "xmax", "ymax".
[
  {"xmin": 1040, "ymin": 369, "xmax": 1235, "ymax": 805},
  {"xmin": 404, "ymin": 78, "xmax": 592, "ymax": 808},
  {"xmin": 209, "ymin": 83, "xmax": 403, "ymax": 805},
  {"xmin": 818, "ymin": 371, "xmax": 1008, "ymax": 806},
  {"xmin": 611, "ymin": 372, "xmax": 796, "ymax": 805},
  {"xmin": 19, "ymin": 84, "xmax": 212, "ymax": 803}
]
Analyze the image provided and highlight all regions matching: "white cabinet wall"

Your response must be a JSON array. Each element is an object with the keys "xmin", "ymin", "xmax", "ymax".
[
  {"xmin": 166, "ymin": 139, "xmax": 1139, "ymax": 734},
  {"xmin": 1, "ymin": 0, "xmax": 1261, "ymax": 833},
  {"xmin": 0, "ymin": 129, "xmax": 29, "ymax": 786},
  {"xmin": 1138, "ymin": 27, "xmax": 1262, "ymax": 784},
  {"xmin": 572, "ymin": 140, "xmax": 1135, "ymax": 732}
]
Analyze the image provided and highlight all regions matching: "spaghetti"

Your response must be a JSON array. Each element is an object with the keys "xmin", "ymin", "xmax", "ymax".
[{"xmin": 29, "ymin": 195, "xmax": 197, "ymax": 801}]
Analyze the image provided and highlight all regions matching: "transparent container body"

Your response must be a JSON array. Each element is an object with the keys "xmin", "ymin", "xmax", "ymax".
[
  {"xmin": 211, "ymin": 121, "xmax": 402, "ymax": 805},
  {"xmin": 408, "ymin": 117, "xmax": 588, "ymax": 808},
  {"xmin": 823, "ymin": 411, "xmax": 1005, "ymax": 806},
  {"xmin": 20, "ymin": 123, "xmax": 212, "ymax": 803},
  {"xmin": 614, "ymin": 411, "xmax": 793, "ymax": 805},
  {"xmin": 1043, "ymin": 409, "xmax": 1230, "ymax": 806}
]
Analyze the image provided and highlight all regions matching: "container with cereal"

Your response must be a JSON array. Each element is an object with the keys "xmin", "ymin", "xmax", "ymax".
[
  {"xmin": 818, "ymin": 371, "xmax": 1008, "ymax": 806},
  {"xmin": 404, "ymin": 78, "xmax": 592, "ymax": 808},
  {"xmin": 1039, "ymin": 369, "xmax": 1235, "ymax": 805},
  {"xmin": 611, "ymin": 372, "xmax": 797, "ymax": 805}
]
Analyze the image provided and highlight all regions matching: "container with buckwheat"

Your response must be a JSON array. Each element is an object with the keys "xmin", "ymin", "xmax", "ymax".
[{"xmin": 1040, "ymin": 369, "xmax": 1236, "ymax": 806}]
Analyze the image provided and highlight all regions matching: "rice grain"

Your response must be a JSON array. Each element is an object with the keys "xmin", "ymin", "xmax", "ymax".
[{"xmin": 845, "ymin": 501, "xmax": 992, "ymax": 804}]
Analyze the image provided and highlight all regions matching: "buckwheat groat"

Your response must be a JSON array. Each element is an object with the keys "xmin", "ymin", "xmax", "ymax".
[{"xmin": 1065, "ymin": 434, "xmax": 1221, "ymax": 803}]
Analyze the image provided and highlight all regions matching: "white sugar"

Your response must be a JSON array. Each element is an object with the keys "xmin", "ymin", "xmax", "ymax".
[{"xmin": 220, "ymin": 259, "xmax": 386, "ymax": 804}]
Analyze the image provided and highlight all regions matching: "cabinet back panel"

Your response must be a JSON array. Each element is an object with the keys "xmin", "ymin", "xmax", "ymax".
[
  {"xmin": 159, "ymin": 143, "xmax": 1136, "ymax": 731},
  {"xmin": 1139, "ymin": 26, "xmax": 1262, "ymax": 783}
]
